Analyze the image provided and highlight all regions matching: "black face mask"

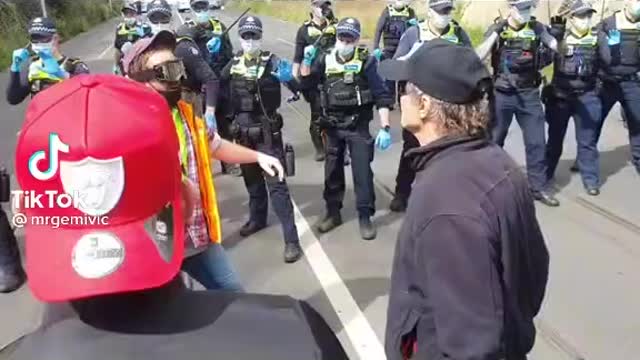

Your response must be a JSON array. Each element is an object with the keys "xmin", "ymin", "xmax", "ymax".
[{"xmin": 160, "ymin": 87, "xmax": 181, "ymax": 106}]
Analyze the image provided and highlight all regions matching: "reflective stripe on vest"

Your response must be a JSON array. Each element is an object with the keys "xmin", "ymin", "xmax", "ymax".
[
  {"xmin": 388, "ymin": 4, "xmax": 410, "ymax": 17},
  {"xmin": 209, "ymin": 18, "xmax": 223, "ymax": 35},
  {"xmin": 325, "ymin": 48, "xmax": 364, "ymax": 75},
  {"xmin": 418, "ymin": 21, "xmax": 459, "ymax": 43},
  {"xmin": 27, "ymin": 59, "xmax": 64, "ymax": 83},
  {"xmin": 172, "ymin": 108, "xmax": 189, "ymax": 173},
  {"xmin": 499, "ymin": 22, "xmax": 537, "ymax": 41},
  {"xmin": 230, "ymin": 52, "xmax": 271, "ymax": 79}
]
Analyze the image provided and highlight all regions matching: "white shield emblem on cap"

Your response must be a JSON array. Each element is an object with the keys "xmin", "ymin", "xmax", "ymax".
[{"xmin": 59, "ymin": 157, "xmax": 125, "ymax": 217}]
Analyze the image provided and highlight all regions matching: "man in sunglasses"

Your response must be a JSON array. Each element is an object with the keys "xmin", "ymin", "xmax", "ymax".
[
  {"xmin": 218, "ymin": 16, "xmax": 303, "ymax": 263},
  {"xmin": 6, "ymin": 17, "xmax": 89, "ymax": 105},
  {"xmin": 114, "ymin": 1, "xmax": 152, "ymax": 75},
  {"xmin": 124, "ymin": 30, "xmax": 285, "ymax": 291},
  {"xmin": 382, "ymin": 0, "xmax": 472, "ymax": 213},
  {"xmin": 293, "ymin": 0, "xmax": 338, "ymax": 162},
  {"xmin": 302, "ymin": 17, "xmax": 393, "ymax": 240},
  {"xmin": 179, "ymin": 0, "xmax": 237, "ymax": 175}
]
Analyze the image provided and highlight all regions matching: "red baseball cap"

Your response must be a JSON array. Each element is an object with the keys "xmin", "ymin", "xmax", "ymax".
[{"xmin": 15, "ymin": 74, "xmax": 185, "ymax": 302}]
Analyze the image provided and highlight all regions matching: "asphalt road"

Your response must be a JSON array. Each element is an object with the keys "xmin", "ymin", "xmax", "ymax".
[{"xmin": 1, "ymin": 8, "xmax": 640, "ymax": 360}]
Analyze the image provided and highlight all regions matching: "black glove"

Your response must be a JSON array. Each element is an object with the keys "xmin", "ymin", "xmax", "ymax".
[
  {"xmin": 491, "ymin": 19, "xmax": 508, "ymax": 36},
  {"xmin": 549, "ymin": 16, "xmax": 566, "ymax": 40}
]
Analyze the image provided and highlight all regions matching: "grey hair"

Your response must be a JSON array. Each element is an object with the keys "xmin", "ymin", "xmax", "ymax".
[{"xmin": 405, "ymin": 83, "xmax": 490, "ymax": 138}]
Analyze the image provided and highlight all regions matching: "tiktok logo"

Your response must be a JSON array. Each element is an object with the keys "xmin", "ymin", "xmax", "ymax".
[{"xmin": 28, "ymin": 133, "xmax": 70, "ymax": 180}]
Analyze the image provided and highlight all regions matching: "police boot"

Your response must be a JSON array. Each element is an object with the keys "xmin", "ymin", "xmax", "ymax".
[
  {"xmin": 389, "ymin": 196, "xmax": 408, "ymax": 212},
  {"xmin": 310, "ymin": 129, "xmax": 325, "ymax": 162},
  {"xmin": 0, "ymin": 211, "xmax": 26, "ymax": 293},
  {"xmin": 284, "ymin": 242, "xmax": 303, "ymax": 264},
  {"xmin": 316, "ymin": 213, "xmax": 342, "ymax": 234},
  {"xmin": 359, "ymin": 216, "xmax": 376, "ymax": 241},
  {"xmin": 239, "ymin": 221, "xmax": 267, "ymax": 237}
]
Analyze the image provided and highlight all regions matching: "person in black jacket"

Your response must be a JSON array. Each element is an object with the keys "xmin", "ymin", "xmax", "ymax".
[
  {"xmin": 113, "ymin": 1, "xmax": 151, "ymax": 75},
  {"xmin": 1, "ymin": 74, "xmax": 347, "ymax": 360},
  {"xmin": 379, "ymin": 39, "xmax": 549, "ymax": 360}
]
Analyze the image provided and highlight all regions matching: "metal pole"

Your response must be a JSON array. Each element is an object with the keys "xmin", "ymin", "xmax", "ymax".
[{"xmin": 40, "ymin": 0, "xmax": 47, "ymax": 17}]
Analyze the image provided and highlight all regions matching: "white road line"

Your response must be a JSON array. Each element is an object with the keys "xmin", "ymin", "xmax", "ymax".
[
  {"xmin": 292, "ymin": 202, "xmax": 387, "ymax": 360},
  {"xmin": 176, "ymin": 10, "xmax": 186, "ymax": 24},
  {"xmin": 97, "ymin": 44, "xmax": 113, "ymax": 60},
  {"xmin": 277, "ymin": 38, "xmax": 295, "ymax": 47}
]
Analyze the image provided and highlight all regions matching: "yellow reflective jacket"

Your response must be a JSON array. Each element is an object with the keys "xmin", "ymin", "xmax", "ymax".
[{"xmin": 176, "ymin": 100, "xmax": 222, "ymax": 244}]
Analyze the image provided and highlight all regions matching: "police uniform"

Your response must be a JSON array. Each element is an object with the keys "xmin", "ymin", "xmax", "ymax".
[
  {"xmin": 487, "ymin": 0, "xmax": 559, "ymax": 206},
  {"xmin": 385, "ymin": 0, "xmax": 471, "ymax": 212},
  {"xmin": 306, "ymin": 18, "xmax": 393, "ymax": 239},
  {"xmin": 598, "ymin": 7, "xmax": 640, "ymax": 174},
  {"xmin": 220, "ymin": 16, "xmax": 303, "ymax": 263},
  {"xmin": 544, "ymin": 1, "xmax": 604, "ymax": 195},
  {"xmin": 114, "ymin": 3, "xmax": 152, "ymax": 75},
  {"xmin": 293, "ymin": 0, "xmax": 338, "ymax": 161},
  {"xmin": 6, "ymin": 17, "xmax": 89, "ymax": 106}
]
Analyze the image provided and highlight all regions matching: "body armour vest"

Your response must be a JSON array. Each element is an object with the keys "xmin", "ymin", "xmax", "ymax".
[
  {"xmin": 229, "ymin": 51, "xmax": 281, "ymax": 118},
  {"xmin": 554, "ymin": 29, "xmax": 598, "ymax": 92},
  {"xmin": 304, "ymin": 20, "xmax": 337, "ymax": 52},
  {"xmin": 493, "ymin": 20, "xmax": 542, "ymax": 89},
  {"xmin": 322, "ymin": 47, "xmax": 373, "ymax": 114},
  {"xmin": 418, "ymin": 20, "xmax": 461, "ymax": 44},
  {"xmin": 383, "ymin": 5, "xmax": 412, "ymax": 51},
  {"xmin": 606, "ymin": 11, "xmax": 640, "ymax": 75}
]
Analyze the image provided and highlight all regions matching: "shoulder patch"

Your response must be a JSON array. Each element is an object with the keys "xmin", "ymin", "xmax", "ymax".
[{"xmin": 190, "ymin": 47, "xmax": 199, "ymax": 55}]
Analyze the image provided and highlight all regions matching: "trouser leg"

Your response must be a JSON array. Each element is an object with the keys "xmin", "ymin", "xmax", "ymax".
[{"xmin": 323, "ymin": 129, "xmax": 346, "ymax": 215}]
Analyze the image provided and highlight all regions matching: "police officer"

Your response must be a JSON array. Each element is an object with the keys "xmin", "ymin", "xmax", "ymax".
[
  {"xmin": 293, "ymin": 0, "xmax": 338, "ymax": 161},
  {"xmin": 597, "ymin": 0, "xmax": 640, "ymax": 175},
  {"xmin": 544, "ymin": 0, "xmax": 605, "ymax": 195},
  {"xmin": 372, "ymin": 0, "xmax": 417, "ymax": 103},
  {"xmin": 385, "ymin": 0, "xmax": 472, "ymax": 212},
  {"xmin": 146, "ymin": 0, "xmax": 174, "ymax": 34},
  {"xmin": 219, "ymin": 16, "xmax": 303, "ymax": 263},
  {"xmin": 302, "ymin": 17, "xmax": 393, "ymax": 240},
  {"xmin": 114, "ymin": 1, "xmax": 151, "ymax": 75},
  {"xmin": 6, "ymin": 17, "xmax": 89, "ymax": 105},
  {"xmin": 476, "ymin": 0, "xmax": 561, "ymax": 207}
]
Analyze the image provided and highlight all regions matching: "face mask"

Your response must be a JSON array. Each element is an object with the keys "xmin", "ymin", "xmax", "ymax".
[
  {"xmin": 570, "ymin": 16, "xmax": 592, "ymax": 35},
  {"xmin": 195, "ymin": 11, "xmax": 209, "ymax": 24},
  {"xmin": 335, "ymin": 40, "xmax": 356, "ymax": 58},
  {"xmin": 150, "ymin": 23, "xmax": 172, "ymax": 34},
  {"xmin": 124, "ymin": 16, "xmax": 137, "ymax": 26},
  {"xmin": 241, "ymin": 39, "xmax": 261, "ymax": 55},
  {"xmin": 31, "ymin": 42, "xmax": 54, "ymax": 56},
  {"xmin": 510, "ymin": 7, "xmax": 532, "ymax": 25},
  {"xmin": 312, "ymin": 6, "xmax": 326, "ymax": 20},
  {"xmin": 160, "ymin": 88, "xmax": 181, "ymax": 106},
  {"xmin": 429, "ymin": 9, "xmax": 452, "ymax": 30}
]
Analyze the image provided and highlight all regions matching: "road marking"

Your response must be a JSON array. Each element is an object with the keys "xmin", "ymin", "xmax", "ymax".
[
  {"xmin": 277, "ymin": 38, "xmax": 295, "ymax": 47},
  {"xmin": 176, "ymin": 10, "xmax": 186, "ymax": 24},
  {"xmin": 97, "ymin": 44, "xmax": 113, "ymax": 60},
  {"xmin": 291, "ymin": 202, "xmax": 387, "ymax": 359}
]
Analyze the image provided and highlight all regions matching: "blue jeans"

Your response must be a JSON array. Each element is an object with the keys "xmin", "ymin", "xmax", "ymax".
[
  {"xmin": 181, "ymin": 243, "xmax": 244, "ymax": 292},
  {"xmin": 545, "ymin": 90, "xmax": 603, "ymax": 188},
  {"xmin": 599, "ymin": 79, "xmax": 640, "ymax": 171},
  {"xmin": 492, "ymin": 88, "xmax": 549, "ymax": 192}
]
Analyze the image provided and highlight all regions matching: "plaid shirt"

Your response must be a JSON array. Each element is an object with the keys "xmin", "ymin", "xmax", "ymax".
[{"xmin": 178, "ymin": 112, "xmax": 222, "ymax": 256}]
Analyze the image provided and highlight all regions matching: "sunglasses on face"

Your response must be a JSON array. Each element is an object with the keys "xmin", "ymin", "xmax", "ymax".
[
  {"xmin": 241, "ymin": 32, "xmax": 261, "ymax": 40},
  {"xmin": 132, "ymin": 59, "xmax": 186, "ymax": 83},
  {"xmin": 30, "ymin": 34, "xmax": 54, "ymax": 44},
  {"xmin": 148, "ymin": 13, "xmax": 171, "ymax": 24}
]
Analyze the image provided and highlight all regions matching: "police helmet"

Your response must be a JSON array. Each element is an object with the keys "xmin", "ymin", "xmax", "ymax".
[
  {"xmin": 336, "ymin": 17, "xmax": 361, "ymax": 39},
  {"xmin": 28, "ymin": 17, "xmax": 57, "ymax": 37},
  {"xmin": 238, "ymin": 16, "xmax": 263, "ymax": 36}
]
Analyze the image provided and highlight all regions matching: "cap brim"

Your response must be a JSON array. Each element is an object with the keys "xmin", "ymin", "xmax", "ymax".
[
  {"xmin": 25, "ymin": 187, "xmax": 185, "ymax": 302},
  {"xmin": 431, "ymin": 4, "xmax": 454, "ymax": 12},
  {"xmin": 123, "ymin": 30, "xmax": 176, "ymax": 75},
  {"xmin": 573, "ymin": 7, "xmax": 596, "ymax": 16},
  {"xmin": 378, "ymin": 58, "xmax": 412, "ymax": 82}
]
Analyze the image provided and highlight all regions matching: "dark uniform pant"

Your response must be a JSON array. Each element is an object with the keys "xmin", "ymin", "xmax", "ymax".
[
  {"xmin": 0, "ymin": 208, "xmax": 21, "ymax": 271},
  {"xmin": 302, "ymin": 89, "xmax": 325, "ymax": 152},
  {"xmin": 393, "ymin": 129, "xmax": 419, "ymax": 200},
  {"xmin": 599, "ymin": 79, "xmax": 640, "ymax": 171},
  {"xmin": 545, "ymin": 90, "xmax": 602, "ymax": 188},
  {"xmin": 382, "ymin": 49, "xmax": 397, "ymax": 104},
  {"xmin": 240, "ymin": 136, "xmax": 300, "ymax": 245},
  {"xmin": 323, "ymin": 120, "xmax": 375, "ymax": 217},
  {"xmin": 492, "ymin": 88, "xmax": 549, "ymax": 192}
]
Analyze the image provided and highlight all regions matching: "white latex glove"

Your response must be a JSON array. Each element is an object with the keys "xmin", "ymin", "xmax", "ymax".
[{"xmin": 257, "ymin": 152, "xmax": 285, "ymax": 181}]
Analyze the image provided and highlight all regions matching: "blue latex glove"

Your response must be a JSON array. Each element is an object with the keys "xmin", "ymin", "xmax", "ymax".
[
  {"xmin": 207, "ymin": 37, "xmax": 222, "ymax": 54},
  {"xmin": 136, "ymin": 26, "xmax": 146, "ymax": 37},
  {"xmin": 271, "ymin": 59, "xmax": 293, "ymax": 83},
  {"xmin": 39, "ymin": 53, "xmax": 67, "ymax": 78},
  {"xmin": 374, "ymin": 128, "xmax": 391, "ymax": 150},
  {"xmin": 608, "ymin": 29, "xmax": 621, "ymax": 46},
  {"xmin": 407, "ymin": 18, "xmax": 418, "ymax": 27},
  {"xmin": 10, "ymin": 48, "xmax": 29, "ymax": 72},
  {"xmin": 303, "ymin": 45, "xmax": 317, "ymax": 66},
  {"xmin": 373, "ymin": 48, "xmax": 383, "ymax": 61},
  {"xmin": 205, "ymin": 109, "xmax": 217, "ymax": 132}
]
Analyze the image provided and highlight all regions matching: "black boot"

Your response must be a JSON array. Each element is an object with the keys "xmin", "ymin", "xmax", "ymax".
[
  {"xmin": 532, "ymin": 190, "xmax": 560, "ymax": 207},
  {"xmin": 310, "ymin": 127, "xmax": 325, "ymax": 162},
  {"xmin": 316, "ymin": 213, "xmax": 342, "ymax": 233},
  {"xmin": 569, "ymin": 160, "xmax": 579, "ymax": 173},
  {"xmin": 389, "ymin": 196, "xmax": 408, "ymax": 212},
  {"xmin": 284, "ymin": 242, "xmax": 303, "ymax": 263},
  {"xmin": 239, "ymin": 221, "xmax": 267, "ymax": 237},
  {"xmin": 0, "ymin": 209, "xmax": 26, "ymax": 293},
  {"xmin": 359, "ymin": 216, "xmax": 376, "ymax": 240}
]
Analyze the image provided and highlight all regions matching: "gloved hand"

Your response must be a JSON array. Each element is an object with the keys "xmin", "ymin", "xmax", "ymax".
[
  {"xmin": 406, "ymin": 18, "xmax": 418, "ymax": 27},
  {"xmin": 257, "ymin": 152, "xmax": 285, "ymax": 181},
  {"xmin": 272, "ymin": 59, "xmax": 294, "ymax": 82},
  {"xmin": 10, "ymin": 48, "xmax": 29, "ymax": 72},
  {"xmin": 136, "ymin": 26, "xmax": 146, "ymax": 37},
  {"xmin": 608, "ymin": 29, "xmax": 621, "ymax": 46},
  {"xmin": 113, "ymin": 64, "xmax": 122, "ymax": 75},
  {"xmin": 205, "ymin": 109, "xmax": 217, "ymax": 131},
  {"xmin": 28, "ymin": 60, "xmax": 66, "ymax": 81},
  {"xmin": 373, "ymin": 48, "xmax": 383, "ymax": 61},
  {"xmin": 549, "ymin": 16, "xmax": 566, "ymax": 40},
  {"xmin": 207, "ymin": 37, "xmax": 222, "ymax": 54},
  {"xmin": 302, "ymin": 45, "xmax": 317, "ymax": 66},
  {"xmin": 40, "ymin": 54, "xmax": 68, "ymax": 79},
  {"xmin": 374, "ymin": 128, "xmax": 392, "ymax": 151}
]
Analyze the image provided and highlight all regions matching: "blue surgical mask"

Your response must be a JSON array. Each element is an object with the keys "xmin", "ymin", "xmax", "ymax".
[
  {"xmin": 31, "ymin": 42, "xmax": 54, "ymax": 56},
  {"xmin": 195, "ymin": 11, "xmax": 210, "ymax": 24}
]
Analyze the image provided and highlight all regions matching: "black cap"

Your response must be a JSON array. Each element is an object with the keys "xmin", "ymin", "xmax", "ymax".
[
  {"xmin": 569, "ymin": 0, "xmax": 596, "ymax": 16},
  {"xmin": 429, "ymin": 0, "xmax": 454, "ymax": 12},
  {"xmin": 378, "ymin": 39, "xmax": 492, "ymax": 104},
  {"xmin": 336, "ymin": 17, "xmax": 361, "ymax": 38},
  {"xmin": 238, "ymin": 16, "xmax": 263, "ymax": 35},
  {"xmin": 147, "ymin": 0, "xmax": 172, "ymax": 17},
  {"xmin": 28, "ymin": 17, "xmax": 57, "ymax": 37},
  {"xmin": 508, "ymin": 0, "xmax": 535, "ymax": 10}
]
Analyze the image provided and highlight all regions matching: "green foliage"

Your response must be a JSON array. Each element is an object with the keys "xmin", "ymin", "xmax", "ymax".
[{"xmin": 0, "ymin": 0, "xmax": 118, "ymax": 69}]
